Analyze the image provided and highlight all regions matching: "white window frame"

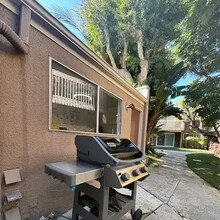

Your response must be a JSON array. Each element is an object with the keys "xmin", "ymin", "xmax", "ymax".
[
  {"xmin": 156, "ymin": 133, "xmax": 175, "ymax": 147},
  {"xmin": 49, "ymin": 58, "xmax": 122, "ymax": 135}
]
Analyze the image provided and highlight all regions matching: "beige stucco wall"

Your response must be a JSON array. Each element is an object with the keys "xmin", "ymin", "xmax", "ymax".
[{"xmin": 0, "ymin": 5, "xmax": 147, "ymax": 219}]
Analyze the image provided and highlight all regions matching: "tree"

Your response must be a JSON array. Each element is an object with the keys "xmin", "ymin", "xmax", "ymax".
[
  {"xmin": 184, "ymin": 76, "xmax": 220, "ymax": 142},
  {"xmin": 174, "ymin": 0, "xmax": 220, "ymax": 75},
  {"xmin": 145, "ymin": 59, "xmax": 187, "ymax": 144},
  {"xmin": 51, "ymin": 0, "xmax": 186, "ymax": 84},
  {"xmin": 52, "ymin": 1, "xmax": 189, "ymax": 151}
]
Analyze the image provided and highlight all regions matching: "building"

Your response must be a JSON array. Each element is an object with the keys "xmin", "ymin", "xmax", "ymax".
[
  {"xmin": 151, "ymin": 115, "xmax": 218, "ymax": 149},
  {"xmin": 0, "ymin": 0, "xmax": 149, "ymax": 219},
  {"xmin": 150, "ymin": 116, "xmax": 185, "ymax": 148}
]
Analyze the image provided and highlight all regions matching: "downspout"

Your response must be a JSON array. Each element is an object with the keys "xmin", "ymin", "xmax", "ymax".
[{"xmin": 0, "ymin": 4, "xmax": 31, "ymax": 53}]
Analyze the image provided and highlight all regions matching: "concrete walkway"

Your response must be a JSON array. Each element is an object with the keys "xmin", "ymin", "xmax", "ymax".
[
  {"xmin": 58, "ymin": 150, "xmax": 220, "ymax": 220},
  {"xmin": 135, "ymin": 150, "xmax": 220, "ymax": 220}
]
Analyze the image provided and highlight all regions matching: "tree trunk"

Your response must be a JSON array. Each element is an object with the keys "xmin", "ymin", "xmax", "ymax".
[
  {"xmin": 138, "ymin": 59, "xmax": 149, "ymax": 84},
  {"xmin": 146, "ymin": 112, "xmax": 159, "ymax": 145},
  {"xmin": 136, "ymin": 29, "xmax": 149, "ymax": 84},
  {"xmin": 103, "ymin": 26, "xmax": 117, "ymax": 70},
  {"xmin": 121, "ymin": 41, "xmax": 128, "ymax": 70}
]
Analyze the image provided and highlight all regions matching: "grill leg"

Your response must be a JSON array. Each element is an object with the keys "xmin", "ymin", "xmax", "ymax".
[
  {"xmin": 130, "ymin": 181, "xmax": 137, "ymax": 216},
  {"xmin": 98, "ymin": 183, "xmax": 109, "ymax": 220},
  {"xmin": 72, "ymin": 188, "xmax": 80, "ymax": 220}
]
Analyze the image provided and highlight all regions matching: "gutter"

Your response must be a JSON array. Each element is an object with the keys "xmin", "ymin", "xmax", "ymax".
[{"xmin": 0, "ymin": 4, "xmax": 31, "ymax": 53}]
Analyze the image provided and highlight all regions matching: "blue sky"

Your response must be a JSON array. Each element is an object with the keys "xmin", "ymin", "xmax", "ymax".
[
  {"xmin": 37, "ymin": 0, "xmax": 195, "ymax": 100},
  {"xmin": 37, "ymin": 0, "xmax": 80, "ymax": 10},
  {"xmin": 37, "ymin": 0, "xmax": 83, "ymax": 40}
]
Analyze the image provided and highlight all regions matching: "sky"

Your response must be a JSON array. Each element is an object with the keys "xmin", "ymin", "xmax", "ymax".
[
  {"xmin": 37, "ymin": 0, "xmax": 195, "ymax": 102},
  {"xmin": 171, "ymin": 72, "xmax": 195, "ymax": 105},
  {"xmin": 37, "ymin": 0, "xmax": 83, "ymax": 40},
  {"xmin": 37, "ymin": 0, "xmax": 80, "ymax": 10}
]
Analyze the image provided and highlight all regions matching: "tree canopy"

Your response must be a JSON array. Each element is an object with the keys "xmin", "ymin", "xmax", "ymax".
[
  {"xmin": 52, "ymin": 0, "xmax": 186, "ymax": 84},
  {"xmin": 184, "ymin": 76, "xmax": 220, "ymax": 138},
  {"xmin": 51, "ymin": 0, "xmax": 220, "ymax": 147},
  {"xmin": 174, "ymin": 0, "xmax": 220, "ymax": 75}
]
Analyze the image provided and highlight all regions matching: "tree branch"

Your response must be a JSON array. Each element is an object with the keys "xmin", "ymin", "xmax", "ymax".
[
  {"xmin": 121, "ymin": 40, "xmax": 128, "ymax": 70},
  {"xmin": 185, "ymin": 109, "xmax": 218, "ymax": 142},
  {"xmin": 213, "ymin": 124, "xmax": 220, "ymax": 137},
  {"xmin": 103, "ymin": 26, "xmax": 117, "ymax": 70},
  {"xmin": 136, "ymin": 30, "xmax": 144, "ymax": 60}
]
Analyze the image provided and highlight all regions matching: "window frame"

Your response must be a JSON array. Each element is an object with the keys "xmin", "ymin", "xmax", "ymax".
[
  {"xmin": 156, "ymin": 133, "xmax": 175, "ymax": 147},
  {"xmin": 98, "ymin": 88, "xmax": 122, "ymax": 135},
  {"xmin": 49, "ymin": 58, "xmax": 122, "ymax": 135}
]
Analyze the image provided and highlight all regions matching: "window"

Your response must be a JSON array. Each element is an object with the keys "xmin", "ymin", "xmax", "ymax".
[
  {"xmin": 99, "ymin": 89, "xmax": 122, "ymax": 134},
  {"xmin": 50, "ymin": 61, "xmax": 122, "ymax": 134},
  {"xmin": 157, "ymin": 133, "xmax": 175, "ymax": 146},
  {"xmin": 157, "ymin": 135, "xmax": 165, "ymax": 145}
]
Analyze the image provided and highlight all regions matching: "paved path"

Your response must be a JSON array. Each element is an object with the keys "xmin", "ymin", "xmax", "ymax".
[
  {"xmin": 58, "ymin": 150, "xmax": 220, "ymax": 220},
  {"xmin": 136, "ymin": 150, "xmax": 220, "ymax": 220}
]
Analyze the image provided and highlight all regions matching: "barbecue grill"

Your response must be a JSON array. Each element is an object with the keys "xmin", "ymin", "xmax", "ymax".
[{"xmin": 45, "ymin": 135, "xmax": 149, "ymax": 220}]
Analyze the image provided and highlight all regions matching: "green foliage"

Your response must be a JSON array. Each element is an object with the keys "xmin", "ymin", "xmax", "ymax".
[
  {"xmin": 146, "ymin": 61, "xmax": 187, "ymax": 142},
  {"xmin": 186, "ymin": 132, "xmax": 207, "ymax": 146},
  {"xmin": 187, "ymin": 153, "xmax": 220, "ymax": 190},
  {"xmin": 174, "ymin": 0, "xmax": 220, "ymax": 75},
  {"xmin": 51, "ymin": 0, "xmax": 189, "ymax": 144},
  {"xmin": 136, "ymin": 0, "xmax": 186, "ymax": 55},
  {"xmin": 185, "ymin": 76, "xmax": 220, "ymax": 128},
  {"xmin": 147, "ymin": 60, "xmax": 187, "ymax": 106},
  {"xmin": 51, "ymin": 0, "xmax": 186, "ymax": 80}
]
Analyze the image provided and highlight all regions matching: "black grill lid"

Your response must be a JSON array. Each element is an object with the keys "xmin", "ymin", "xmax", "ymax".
[{"xmin": 75, "ymin": 135, "xmax": 146, "ymax": 166}]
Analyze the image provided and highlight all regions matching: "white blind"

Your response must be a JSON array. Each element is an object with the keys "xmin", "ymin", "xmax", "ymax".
[{"xmin": 52, "ymin": 69, "xmax": 96, "ymax": 111}]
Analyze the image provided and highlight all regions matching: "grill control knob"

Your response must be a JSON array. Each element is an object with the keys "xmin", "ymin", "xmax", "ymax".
[
  {"xmin": 140, "ymin": 166, "xmax": 148, "ymax": 173},
  {"xmin": 132, "ymin": 169, "xmax": 140, "ymax": 176},
  {"xmin": 120, "ymin": 173, "xmax": 130, "ymax": 181}
]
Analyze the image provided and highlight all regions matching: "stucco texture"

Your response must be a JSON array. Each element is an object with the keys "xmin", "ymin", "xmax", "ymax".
[{"xmin": 0, "ymin": 5, "xmax": 146, "ymax": 219}]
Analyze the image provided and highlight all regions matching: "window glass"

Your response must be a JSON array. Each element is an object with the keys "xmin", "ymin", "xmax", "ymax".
[
  {"xmin": 50, "ymin": 61, "xmax": 122, "ymax": 134},
  {"xmin": 157, "ymin": 134, "xmax": 165, "ymax": 145},
  {"xmin": 165, "ymin": 133, "xmax": 174, "ymax": 146},
  {"xmin": 51, "ymin": 62, "xmax": 97, "ymax": 132},
  {"xmin": 99, "ymin": 89, "xmax": 121, "ymax": 134}
]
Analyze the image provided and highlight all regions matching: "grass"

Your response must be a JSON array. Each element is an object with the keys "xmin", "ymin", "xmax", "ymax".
[
  {"xmin": 186, "ymin": 153, "xmax": 220, "ymax": 190},
  {"xmin": 156, "ymin": 147, "xmax": 208, "ymax": 153}
]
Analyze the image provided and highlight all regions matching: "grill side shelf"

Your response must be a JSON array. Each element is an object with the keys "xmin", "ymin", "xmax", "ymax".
[{"xmin": 45, "ymin": 160, "xmax": 103, "ymax": 186}]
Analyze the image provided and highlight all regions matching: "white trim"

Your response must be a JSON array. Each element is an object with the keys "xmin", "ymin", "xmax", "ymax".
[
  {"xmin": 49, "ymin": 57, "xmax": 52, "ymax": 131},
  {"xmin": 137, "ymin": 110, "xmax": 142, "ymax": 147},
  {"xmin": 96, "ymin": 86, "xmax": 100, "ymax": 133}
]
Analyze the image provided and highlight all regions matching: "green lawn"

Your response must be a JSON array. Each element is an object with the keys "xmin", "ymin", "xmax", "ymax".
[
  {"xmin": 156, "ymin": 147, "xmax": 208, "ymax": 153},
  {"xmin": 186, "ymin": 153, "xmax": 220, "ymax": 190}
]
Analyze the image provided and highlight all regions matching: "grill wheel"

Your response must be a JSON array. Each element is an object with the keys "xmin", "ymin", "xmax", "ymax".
[{"xmin": 132, "ymin": 208, "xmax": 143, "ymax": 220}]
